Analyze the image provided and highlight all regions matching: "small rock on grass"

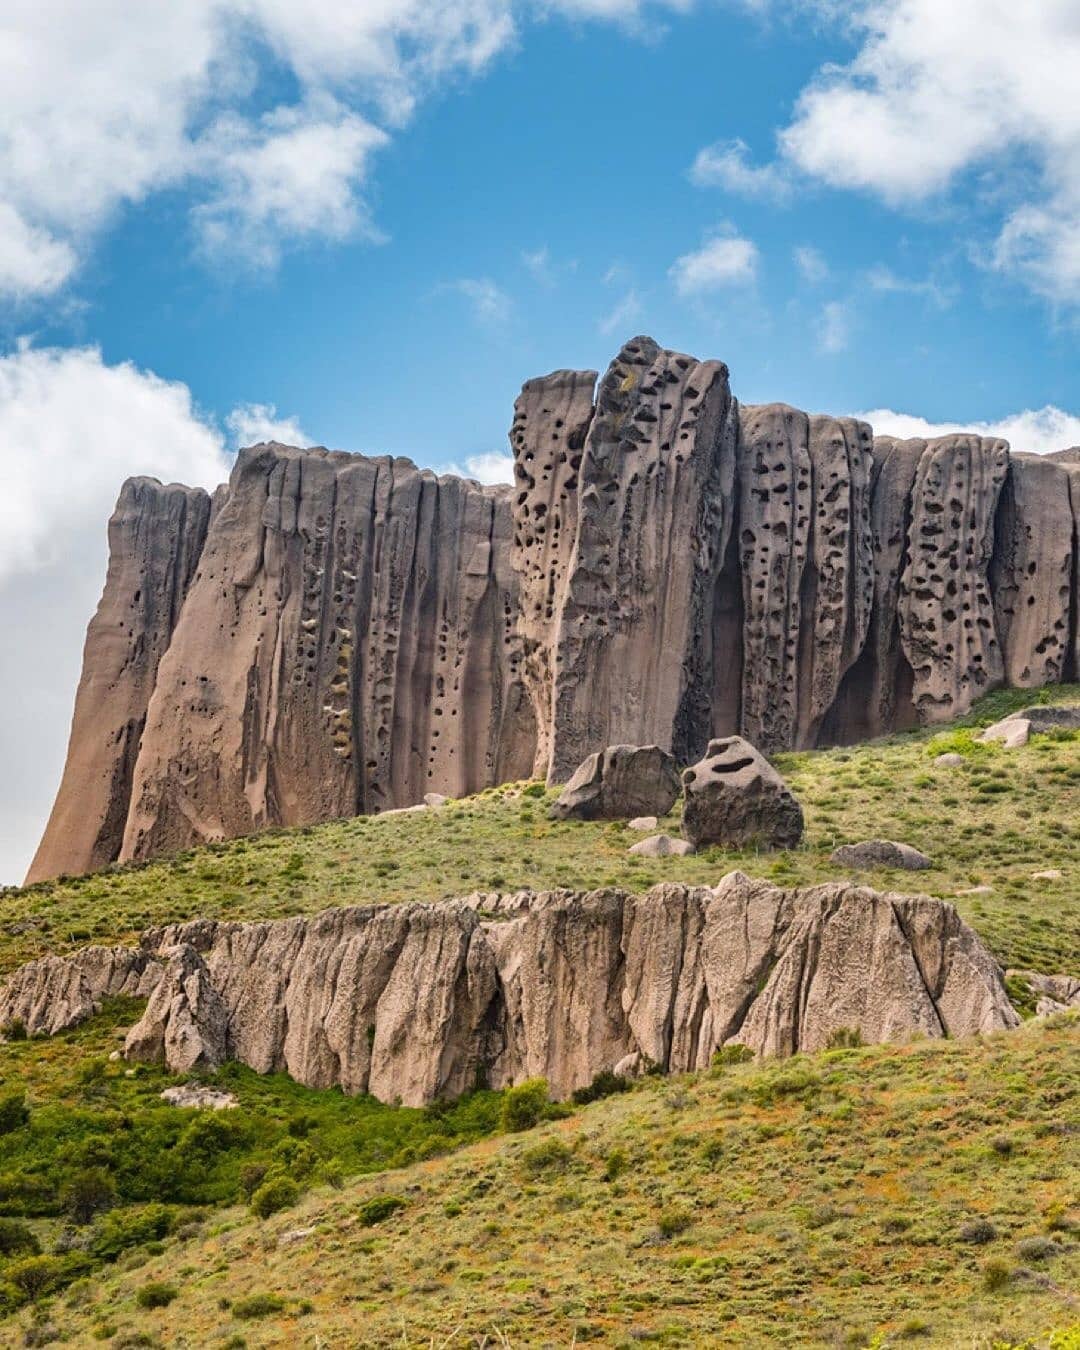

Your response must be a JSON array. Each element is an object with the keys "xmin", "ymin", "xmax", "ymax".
[
  {"xmin": 830, "ymin": 840, "xmax": 931, "ymax": 871},
  {"xmin": 628, "ymin": 816, "xmax": 658, "ymax": 831},
  {"xmin": 628, "ymin": 834, "xmax": 694, "ymax": 858}
]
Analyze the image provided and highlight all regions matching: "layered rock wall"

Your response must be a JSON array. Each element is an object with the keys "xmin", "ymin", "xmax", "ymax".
[
  {"xmin": 29, "ymin": 336, "xmax": 1080, "ymax": 878},
  {"xmin": 0, "ymin": 875, "xmax": 1019, "ymax": 1105}
]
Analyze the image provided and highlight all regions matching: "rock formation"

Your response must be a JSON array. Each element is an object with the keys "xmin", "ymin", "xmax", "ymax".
[
  {"xmin": 0, "ymin": 875, "xmax": 1019, "ymax": 1105},
  {"xmin": 681, "ymin": 736, "xmax": 804, "ymax": 851},
  {"xmin": 830, "ymin": 841, "xmax": 932, "ymax": 871},
  {"xmin": 549, "ymin": 745, "xmax": 680, "ymax": 821},
  {"xmin": 26, "ymin": 480, "xmax": 211, "ymax": 883},
  {"xmin": 29, "ymin": 336, "xmax": 1080, "ymax": 879}
]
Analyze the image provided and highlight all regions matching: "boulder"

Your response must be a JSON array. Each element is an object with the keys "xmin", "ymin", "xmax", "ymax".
[
  {"xmin": 160, "ymin": 1085, "xmax": 238, "ymax": 1110},
  {"xmin": 830, "ymin": 840, "xmax": 932, "ymax": 871},
  {"xmin": 628, "ymin": 816, "xmax": 658, "ymax": 831},
  {"xmin": 1031, "ymin": 869, "xmax": 1063, "ymax": 882},
  {"xmin": 934, "ymin": 753, "xmax": 965, "ymax": 767},
  {"xmin": 979, "ymin": 705, "xmax": 1080, "ymax": 748},
  {"xmin": 681, "ymin": 737, "xmax": 803, "ymax": 850},
  {"xmin": 979, "ymin": 716, "xmax": 1030, "ymax": 748},
  {"xmin": 628, "ymin": 834, "xmax": 694, "ymax": 858},
  {"xmin": 549, "ymin": 745, "xmax": 680, "ymax": 822}
]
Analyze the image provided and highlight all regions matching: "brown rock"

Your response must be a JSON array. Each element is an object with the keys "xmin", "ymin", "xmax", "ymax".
[
  {"xmin": 549, "ymin": 745, "xmax": 681, "ymax": 821},
  {"xmin": 681, "ymin": 737, "xmax": 803, "ymax": 850},
  {"xmin": 830, "ymin": 840, "xmax": 932, "ymax": 870},
  {"xmin": 0, "ymin": 876, "xmax": 1016, "ymax": 1102},
  {"xmin": 545, "ymin": 337, "xmax": 738, "ymax": 779},
  {"xmin": 26, "ymin": 479, "xmax": 211, "ymax": 882}
]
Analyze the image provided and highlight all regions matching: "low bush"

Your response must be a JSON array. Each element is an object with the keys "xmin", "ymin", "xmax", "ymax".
[
  {"xmin": 232, "ymin": 1293, "xmax": 286, "ymax": 1319},
  {"xmin": 249, "ymin": 1175, "xmax": 299, "ymax": 1219},
  {"xmin": 500, "ymin": 1078, "xmax": 549, "ymax": 1132},
  {"xmin": 571, "ymin": 1070, "xmax": 630, "ymax": 1105},
  {"xmin": 358, "ymin": 1194, "xmax": 406, "ymax": 1226},
  {"xmin": 521, "ymin": 1139, "xmax": 573, "ymax": 1178},
  {"xmin": 135, "ymin": 1282, "xmax": 178, "ymax": 1309}
]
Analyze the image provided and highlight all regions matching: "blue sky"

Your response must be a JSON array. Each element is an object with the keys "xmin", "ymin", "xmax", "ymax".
[{"xmin": 1, "ymin": 0, "xmax": 1079, "ymax": 881}]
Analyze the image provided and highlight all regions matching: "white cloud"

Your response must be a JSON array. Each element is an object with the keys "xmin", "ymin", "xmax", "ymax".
[
  {"xmin": 793, "ymin": 245, "xmax": 828, "ymax": 284},
  {"xmin": 0, "ymin": 204, "xmax": 78, "ymax": 301},
  {"xmin": 817, "ymin": 299, "xmax": 851, "ymax": 353},
  {"xmin": 856, "ymin": 405, "xmax": 1080, "ymax": 457},
  {"xmin": 670, "ymin": 231, "xmax": 759, "ymax": 296},
  {"xmin": 0, "ymin": 342, "xmax": 233, "ymax": 884},
  {"xmin": 193, "ymin": 100, "xmax": 389, "ymax": 268},
  {"xmin": 466, "ymin": 451, "xmax": 515, "ymax": 483},
  {"xmin": 865, "ymin": 264, "xmax": 952, "ymax": 308},
  {"xmin": 599, "ymin": 289, "xmax": 643, "ymax": 336},
  {"xmin": 776, "ymin": 0, "xmax": 1080, "ymax": 304},
  {"xmin": 226, "ymin": 403, "xmax": 313, "ymax": 449},
  {"xmin": 444, "ymin": 277, "xmax": 512, "ymax": 324},
  {"xmin": 689, "ymin": 138, "xmax": 790, "ymax": 200}
]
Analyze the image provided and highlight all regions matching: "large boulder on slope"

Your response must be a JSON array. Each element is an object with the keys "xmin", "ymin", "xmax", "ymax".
[
  {"xmin": 549, "ymin": 745, "xmax": 681, "ymax": 821},
  {"xmin": 681, "ymin": 736, "xmax": 803, "ymax": 850},
  {"xmin": 831, "ymin": 840, "xmax": 932, "ymax": 871}
]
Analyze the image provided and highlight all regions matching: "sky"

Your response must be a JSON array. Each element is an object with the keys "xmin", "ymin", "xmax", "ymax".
[{"xmin": 2, "ymin": 0, "xmax": 1080, "ymax": 883}]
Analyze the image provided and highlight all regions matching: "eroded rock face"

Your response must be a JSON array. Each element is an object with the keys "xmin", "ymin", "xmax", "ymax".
[
  {"xmin": 735, "ymin": 407, "xmax": 875, "ymax": 752},
  {"xmin": 119, "ymin": 446, "xmax": 534, "ymax": 861},
  {"xmin": 549, "ymin": 745, "xmax": 680, "ymax": 821},
  {"xmin": 545, "ymin": 337, "xmax": 739, "ymax": 779},
  {"xmin": 681, "ymin": 737, "xmax": 804, "ymax": 851},
  {"xmin": 0, "ymin": 946, "xmax": 160, "ymax": 1037},
  {"xmin": 26, "ymin": 480, "xmax": 211, "ymax": 883},
  {"xmin": 0, "ymin": 877, "xmax": 1018, "ymax": 1103},
  {"xmin": 28, "ymin": 337, "xmax": 1080, "ymax": 879}
]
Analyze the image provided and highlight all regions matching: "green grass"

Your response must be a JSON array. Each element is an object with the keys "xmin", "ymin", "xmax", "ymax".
[
  {"xmin": 10, "ymin": 1016, "xmax": 1077, "ymax": 1348},
  {"xmin": 3, "ymin": 685, "xmax": 1078, "ymax": 978}
]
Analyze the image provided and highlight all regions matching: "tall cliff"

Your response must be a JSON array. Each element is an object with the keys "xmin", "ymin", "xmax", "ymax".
[{"xmin": 29, "ymin": 336, "xmax": 1080, "ymax": 879}]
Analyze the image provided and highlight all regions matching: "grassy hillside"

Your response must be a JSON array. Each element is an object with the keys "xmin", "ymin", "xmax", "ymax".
[
  {"xmin": 6, "ymin": 1016, "xmax": 1078, "ymax": 1348},
  {"xmin": 3, "ymin": 685, "xmax": 1078, "ymax": 978},
  {"xmin": 0, "ymin": 685, "xmax": 1077, "ymax": 1346}
]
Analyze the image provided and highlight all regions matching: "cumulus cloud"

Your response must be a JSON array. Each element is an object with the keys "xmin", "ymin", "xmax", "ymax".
[
  {"xmin": 226, "ymin": 403, "xmax": 313, "ymax": 449},
  {"xmin": 817, "ymin": 299, "xmax": 851, "ymax": 353},
  {"xmin": 443, "ymin": 277, "xmax": 513, "ymax": 324},
  {"xmin": 0, "ymin": 342, "xmax": 234, "ymax": 883},
  {"xmin": 689, "ymin": 139, "xmax": 790, "ymax": 200},
  {"xmin": 776, "ymin": 0, "xmax": 1080, "ymax": 305},
  {"xmin": 670, "ymin": 231, "xmax": 759, "ymax": 296},
  {"xmin": 794, "ymin": 245, "xmax": 828, "ymax": 284},
  {"xmin": 855, "ymin": 405, "xmax": 1080, "ymax": 457},
  {"xmin": 0, "ymin": 1, "xmax": 708, "ymax": 300}
]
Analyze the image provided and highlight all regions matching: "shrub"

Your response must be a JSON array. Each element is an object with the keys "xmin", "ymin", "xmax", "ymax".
[
  {"xmin": 0, "ymin": 1217, "xmax": 40, "ymax": 1256},
  {"xmin": 1, "ymin": 1019, "xmax": 27, "ymax": 1042},
  {"xmin": 1016, "ymin": 1235, "xmax": 1062, "ymax": 1264},
  {"xmin": 982, "ymin": 1258, "xmax": 1013, "ymax": 1292},
  {"xmin": 62, "ymin": 1168, "xmax": 117, "ymax": 1224},
  {"xmin": 0, "ymin": 1091, "xmax": 29, "ymax": 1135},
  {"xmin": 250, "ymin": 1176, "xmax": 299, "ymax": 1220},
  {"xmin": 522, "ymin": 783, "xmax": 546, "ymax": 798},
  {"xmin": 521, "ymin": 1139, "xmax": 573, "ymax": 1178},
  {"xmin": 136, "ymin": 1282, "xmax": 178, "ymax": 1309},
  {"xmin": 571, "ymin": 1070, "xmax": 630, "ymax": 1106},
  {"xmin": 711, "ymin": 1044, "xmax": 754, "ymax": 1072},
  {"xmin": 500, "ymin": 1078, "xmax": 549, "ymax": 1132},
  {"xmin": 957, "ymin": 1218, "xmax": 997, "ymax": 1245},
  {"xmin": 826, "ymin": 1027, "xmax": 863, "ymax": 1050},
  {"xmin": 657, "ymin": 1207, "xmax": 692, "ymax": 1239},
  {"xmin": 6, "ymin": 1255, "xmax": 69, "ymax": 1301},
  {"xmin": 232, "ymin": 1293, "xmax": 286, "ymax": 1319},
  {"xmin": 358, "ymin": 1194, "xmax": 406, "ymax": 1227},
  {"xmin": 91, "ymin": 1204, "xmax": 174, "ymax": 1263},
  {"xmin": 604, "ymin": 1148, "xmax": 629, "ymax": 1182},
  {"xmin": 238, "ymin": 1162, "xmax": 269, "ymax": 1201}
]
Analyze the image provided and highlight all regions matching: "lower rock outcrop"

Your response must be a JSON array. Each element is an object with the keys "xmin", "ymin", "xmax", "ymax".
[{"xmin": 0, "ymin": 876, "xmax": 1018, "ymax": 1105}]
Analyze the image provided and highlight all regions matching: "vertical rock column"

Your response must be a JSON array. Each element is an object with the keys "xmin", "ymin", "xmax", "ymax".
[
  {"xmin": 898, "ymin": 435, "xmax": 1009, "ymax": 722},
  {"xmin": 509, "ymin": 369, "xmax": 597, "ymax": 778},
  {"xmin": 545, "ymin": 337, "xmax": 738, "ymax": 780},
  {"xmin": 734, "ymin": 406, "xmax": 874, "ymax": 752},
  {"xmin": 991, "ymin": 455, "xmax": 1075, "ymax": 688},
  {"xmin": 26, "ymin": 479, "xmax": 212, "ymax": 882}
]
